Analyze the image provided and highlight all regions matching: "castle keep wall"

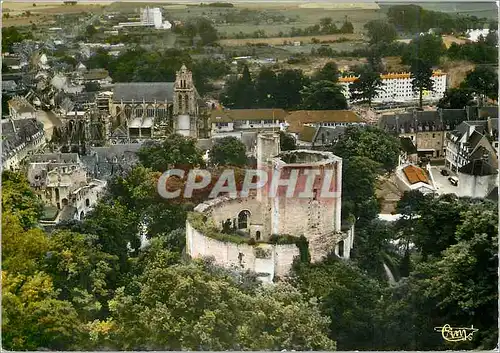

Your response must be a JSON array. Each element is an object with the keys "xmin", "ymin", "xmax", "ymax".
[{"xmin": 185, "ymin": 220, "xmax": 299, "ymax": 283}]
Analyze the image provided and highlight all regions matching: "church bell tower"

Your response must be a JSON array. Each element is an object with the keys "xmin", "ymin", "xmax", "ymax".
[{"xmin": 173, "ymin": 64, "xmax": 198, "ymax": 137}]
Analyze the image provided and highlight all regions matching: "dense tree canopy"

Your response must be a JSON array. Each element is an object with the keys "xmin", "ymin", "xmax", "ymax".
[
  {"xmin": 363, "ymin": 20, "xmax": 398, "ymax": 45},
  {"xmin": 209, "ymin": 136, "xmax": 248, "ymax": 166}
]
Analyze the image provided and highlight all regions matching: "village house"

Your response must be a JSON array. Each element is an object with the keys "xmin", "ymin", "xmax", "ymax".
[
  {"xmin": 209, "ymin": 108, "xmax": 288, "ymax": 139},
  {"xmin": 443, "ymin": 118, "xmax": 498, "ymax": 198},
  {"xmin": 295, "ymin": 125, "xmax": 348, "ymax": 148},
  {"xmin": 2, "ymin": 118, "xmax": 46, "ymax": 171},
  {"xmin": 285, "ymin": 110, "xmax": 364, "ymax": 143},
  {"xmin": 8, "ymin": 96, "xmax": 37, "ymax": 120},
  {"xmin": 73, "ymin": 69, "xmax": 113, "ymax": 86},
  {"xmin": 27, "ymin": 153, "xmax": 107, "ymax": 225},
  {"xmin": 378, "ymin": 108, "xmax": 468, "ymax": 159}
]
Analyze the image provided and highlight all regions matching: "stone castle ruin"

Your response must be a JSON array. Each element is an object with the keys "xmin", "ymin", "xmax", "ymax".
[{"xmin": 185, "ymin": 132, "xmax": 354, "ymax": 283}]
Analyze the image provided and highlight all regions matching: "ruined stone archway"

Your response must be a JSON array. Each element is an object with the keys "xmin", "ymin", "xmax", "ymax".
[{"xmin": 238, "ymin": 210, "xmax": 250, "ymax": 229}]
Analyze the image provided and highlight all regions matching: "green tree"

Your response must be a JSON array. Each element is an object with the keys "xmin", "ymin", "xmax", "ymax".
[
  {"xmin": 137, "ymin": 134, "xmax": 205, "ymax": 172},
  {"xmin": 438, "ymin": 87, "xmax": 474, "ymax": 109},
  {"xmin": 221, "ymin": 64, "xmax": 257, "ymax": 108},
  {"xmin": 210, "ymin": 136, "xmax": 247, "ymax": 166},
  {"xmin": 340, "ymin": 21, "xmax": 354, "ymax": 34},
  {"xmin": 348, "ymin": 65, "xmax": 384, "ymax": 106},
  {"xmin": 350, "ymin": 219, "xmax": 398, "ymax": 282},
  {"xmin": 292, "ymin": 256, "xmax": 382, "ymax": 350},
  {"xmin": 2, "ymin": 212, "xmax": 49, "ymax": 274},
  {"xmin": 402, "ymin": 34, "xmax": 446, "ymax": 66},
  {"xmin": 85, "ymin": 25, "xmax": 97, "ymax": 38},
  {"xmin": 43, "ymin": 230, "xmax": 119, "ymax": 318},
  {"xmin": 279, "ymin": 131, "xmax": 296, "ymax": 151},
  {"xmin": 313, "ymin": 61, "xmax": 340, "ymax": 82},
  {"xmin": 2, "ymin": 271, "xmax": 85, "ymax": 350},
  {"xmin": 301, "ymin": 80, "xmax": 348, "ymax": 110},
  {"xmin": 196, "ymin": 17, "xmax": 219, "ymax": 45},
  {"xmin": 419, "ymin": 201, "xmax": 498, "ymax": 349},
  {"xmin": 107, "ymin": 259, "xmax": 336, "ymax": 350},
  {"xmin": 460, "ymin": 66, "xmax": 498, "ymax": 105},
  {"xmin": 364, "ymin": 20, "xmax": 398, "ymax": 45},
  {"xmin": 410, "ymin": 59, "xmax": 434, "ymax": 108},
  {"xmin": 341, "ymin": 156, "xmax": 383, "ymax": 224},
  {"xmin": 331, "ymin": 126, "xmax": 401, "ymax": 173},
  {"xmin": 274, "ymin": 69, "xmax": 310, "ymax": 110},
  {"xmin": 255, "ymin": 67, "xmax": 278, "ymax": 108},
  {"xmin": 2, "ymin": 170, "xmax": 43, "ymax": 229}
]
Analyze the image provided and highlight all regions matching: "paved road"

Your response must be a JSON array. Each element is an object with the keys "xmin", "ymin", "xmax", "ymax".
[{"xmin": 429, "ymin": 166, "xmax": 459, "ymax": 196}]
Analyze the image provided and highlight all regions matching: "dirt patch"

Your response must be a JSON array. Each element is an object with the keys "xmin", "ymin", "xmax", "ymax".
[
  {"xmin": 281, "ymin": 56, "xmax": 367, "ymax": 76},
  {"xmin": 440, "ymin": 59, "xmax": 475, "ymax": 88},
  {"xmin": 442, "ymin": 35, "xmax": 468, "ymax": 48},
  {"xmin": 218, "ymin": 33, "xmax": 362, "ymax": 47}
]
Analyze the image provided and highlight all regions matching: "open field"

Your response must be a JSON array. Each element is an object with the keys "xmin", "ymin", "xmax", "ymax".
[
  {"xmin": 2, "ymin": 1, "xmax": 107, "ymax": 27},
  {"xmin": 378, "ymin": 2, "xmax": 498, "ymax": 20},
  {"xmin": 218, "ymin": 33, "xmax": 363, "ymax": 46}
]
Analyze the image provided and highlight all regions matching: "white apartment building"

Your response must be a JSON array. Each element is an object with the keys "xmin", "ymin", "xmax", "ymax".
[
  {"xmin": 141, "ymin": 7, "xmax": 163, "ymax": 29},
  {"xmin": 340, "ymin": 71, "xmax": 447, "ymax": 104}
]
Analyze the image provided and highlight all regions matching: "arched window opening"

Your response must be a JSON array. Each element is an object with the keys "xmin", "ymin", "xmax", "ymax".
[
  {"xmin": 238, "ymin": 210, "xmax": 250, "ymax": 229},
  {"xmin": 178, "ymin": 94, "xmax": 183, "ymax": 113},
  {"xmin": 85, "ymin": 198, "xmax": 90, "ymax": 207},
  {"xmin": 338, "ymin": 240, "xmax": 344, "ymax": 258},
  {"xmin": 80, "ymin": 211, "xmax": 85, "ymax": 220},
  {"xmin": 256, "ymin": 231, "xmax": 261, "ymax": 241}
]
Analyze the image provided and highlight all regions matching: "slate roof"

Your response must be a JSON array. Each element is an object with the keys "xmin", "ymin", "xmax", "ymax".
[
  {"xmin": 478, "ymin": 106, "xmax": 498, "ymax": 119},
  {"xmin": 298, "ymin": 125, "xmax": 317, "ymax": 142},
  {"xmin": 452, "ymin": 121, "xmax": 488, "ymax": 139},
  {"xmin": 379, "ymin": 110, "xmax": 444, "ymax": 132},
  {"xmin": 2, "ymin": 118, "xmax": 45, "ymax": 162},
  {"xmin": 486, "ymin": 186, "xmax": 498, "ymax": 202},
  {"xmin": 210, "ymin": 109, "xmax": 288, "ymax": 123},
  {"xmin": 2, "ymin": 81, "xmax": 18, "ymax": 91},
  {"xmin": 9, "ymin": 97, "xmax": 35, "ymax": 114},
  {"xmin": 311, "ymin": 126, "xmax": 347, "ymax": 145},
  {"xmin": 400, "ymin": 137, "xmax": 417, "ymax": 154},
  {"xmin": 112, "ymin": 82, "xmax": 175, "ymax": 102},
  {"xmin": 458, "ymin": 159, "xmax": 498, "ymax": 176},
  {"xmin": 29, "ymin": 153, "xmax": 80, "ymax": 164},
  {"xmin": 80, "ymin": 144, "xmax": 142, "ymax": 180}
]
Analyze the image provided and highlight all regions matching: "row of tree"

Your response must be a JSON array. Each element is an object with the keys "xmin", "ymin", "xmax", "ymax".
[
  {"xmin": 386, "ymin": 4, "xmax": 497, "ymax": 35},
  {"xmin": 221, "ymin": 62, "xmax": 349, "ymax": 110},
  {"xmin": 84, "ymin": 47, "xmax": 230, "ymax": 95}
]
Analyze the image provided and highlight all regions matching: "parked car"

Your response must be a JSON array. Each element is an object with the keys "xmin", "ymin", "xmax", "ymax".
[
  {"xmin": 440, "ymin": 169, "xmax": 449, "ymax": 176},
  {"xmin": 448, "ymin": 176, "xmax": 459, "ymax": 186}
]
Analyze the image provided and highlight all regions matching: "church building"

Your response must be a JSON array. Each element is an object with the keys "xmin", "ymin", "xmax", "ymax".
[{"xmin": 109, "ymin": 64, "xmax": 203, "ymax": 143}]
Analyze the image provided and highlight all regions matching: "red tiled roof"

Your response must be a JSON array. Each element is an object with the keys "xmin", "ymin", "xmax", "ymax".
[{"xmin": 403, "ymin": 165, "xmax": 429, "ymax": 185}]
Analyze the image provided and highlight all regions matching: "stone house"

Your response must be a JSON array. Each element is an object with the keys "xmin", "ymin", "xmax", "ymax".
[
  {"xmin": 209, "ymin": 108, "xmax": 288, "ymax": 139},
  {"xmin": 8, "ymin": 96, "xmax": 37, "ymax": 120},
  {"xmin": 2, "ymin": 118, "xmax": 46, "ymax": 171},
  {"xmin": 27, "ymin": 153, "xmax": 107, "ymax": 224},
  {"xmin": 379, "ymin": 108, "xmax": 468, "ymax": 159}
]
